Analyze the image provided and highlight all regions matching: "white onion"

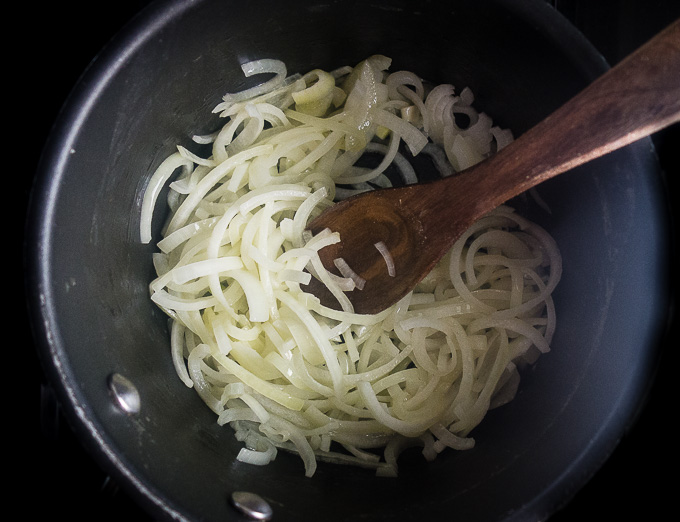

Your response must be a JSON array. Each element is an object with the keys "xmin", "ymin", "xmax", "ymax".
[
  {"xmin": 220, "ymin": 59, "xmax": 287, "ymax": 105},
  {"xmin": 333, "ymin": 258, "xmax": 366, "ymax": 290},
  {"xmin": 139, "ymin": 152, "xmax": 193, "ymax": 244},
  {"xmin": 374, "ymin": 241, "xmax": 396, "ymax": 276},
  {"xmin": 142, "ymin": 55, "xmax": 561, "ymax": 479}
]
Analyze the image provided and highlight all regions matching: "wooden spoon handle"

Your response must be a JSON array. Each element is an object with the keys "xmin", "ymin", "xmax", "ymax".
[{"xmin": 448, "ymin": 18, "xmax": 680, "ymax": 212}]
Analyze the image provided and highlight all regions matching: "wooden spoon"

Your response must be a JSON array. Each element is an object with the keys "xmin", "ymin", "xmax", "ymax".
[{"xmin": 304, "ymin": 19, "xmax": 680, "ymax": 315}]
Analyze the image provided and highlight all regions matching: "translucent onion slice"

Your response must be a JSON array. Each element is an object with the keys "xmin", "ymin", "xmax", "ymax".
[
  {"xmin": 374, "ymin": 241, "xmax": 396, "ymax": 276},
  {"xmin": 221, "ymin": 59, "xmax": 287, "ymax": 105},
  {"xmin": 333, "ymin": 257, "xmax": 366, "ymax": 290}
]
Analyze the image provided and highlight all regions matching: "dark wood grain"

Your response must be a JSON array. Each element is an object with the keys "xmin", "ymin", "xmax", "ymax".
[{"xmin": 306, "ymin": 18, "xmax": 680, "ymax": 315}]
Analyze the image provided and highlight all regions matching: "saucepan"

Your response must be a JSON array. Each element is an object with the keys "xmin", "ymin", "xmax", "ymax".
[{"xmin": 25, "ymin": 0, "xmax": 673, "ymax": 520}]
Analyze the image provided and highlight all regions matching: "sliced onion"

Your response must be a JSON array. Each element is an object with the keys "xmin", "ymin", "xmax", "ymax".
[
  {"xmin": 143, "ymin": 55, "xmax": 560, "ymax": 480},
  {"xmin": 333, "ymin": 258, "xmax": 366, "ymax": 290},
  {"xmin": 374, "ymin": 241, "xmax": 396, "ymax": 277},
  {"xmin": 221, "ymin": 59, "xmax": 287, "ymax": 104},
  {"xmin": 139, "ymin": 152, "xmax": 193, "ymax": 244}
]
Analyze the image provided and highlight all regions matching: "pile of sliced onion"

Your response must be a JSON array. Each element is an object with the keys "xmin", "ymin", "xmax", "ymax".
[{"xmin": 140, "ymin": 56, "xmax": 561, "ymax": 478}]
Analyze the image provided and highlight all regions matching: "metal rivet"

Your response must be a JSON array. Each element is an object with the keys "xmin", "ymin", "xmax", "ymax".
[
  {"xmin": 107, "ymin": 373, "xmax": 141, "ymax": 415},
  {"xmin": 230, "ymin": 491, "xmax": 273, "ymax": 521}
]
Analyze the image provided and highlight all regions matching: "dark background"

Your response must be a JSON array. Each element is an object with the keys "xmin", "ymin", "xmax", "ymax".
[{"xmin": 17, "ymin": 0, "xmax": 678, "ymax": 520}]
